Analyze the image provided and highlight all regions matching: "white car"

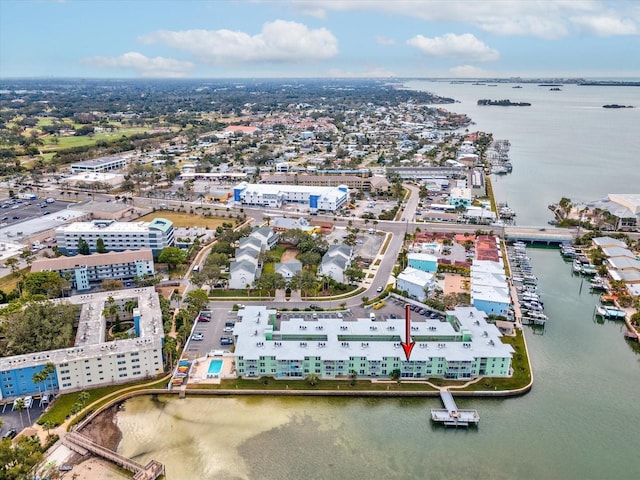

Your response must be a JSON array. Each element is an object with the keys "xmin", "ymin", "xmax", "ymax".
[
  {"xmin": 223, "ymin": 326, "xmax": 234, "ymax": 333},
  {"xmin": 377, "ymin": 286, "xmax": 383, "ymax": 293},
  {"xmin": 192, "ymin": 333, "xmax": 204, "ymax": 341}
]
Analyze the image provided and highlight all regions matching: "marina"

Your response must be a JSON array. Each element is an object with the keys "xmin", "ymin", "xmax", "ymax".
[
  {"xmin": 430, "ymin": 390, "xmax": 480, "ymax": 427},
  {"xmin": 508, "ymin": 242, "xmax": 548, "ymax": 326}
]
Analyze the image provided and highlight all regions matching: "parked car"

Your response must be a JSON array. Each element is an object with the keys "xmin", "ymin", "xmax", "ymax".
[
  {"xmin": 198, "ymin": 316, "xmax": 210, "ymax": 322},
  {"xmin": 3, "ymin": 428, "xmax": 17, "ymax": 439},
  {"xmin": 224, "ymin": 321, "xmax": 234, "ymax": 327},
  {"xmin": 376, "ymin": 286, "xmax": 383, "ymax": 293},
  {"xmin": 309, "ymin": 304, "xmax": 319, "ymax": 310},
  {"xmin": 220, "ymin": 337, "xmax": 233, "ymax": 345},
  {"xmin": 192, "ymin": 333, "xmax": 204, "ymax": 341},
  {"xmin": 223, "ymin": 326, "xmax": 233, "ymax": 333}
]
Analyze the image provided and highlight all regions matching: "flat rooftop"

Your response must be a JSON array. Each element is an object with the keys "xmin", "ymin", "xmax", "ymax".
[
  {"xmin": 233, "ymin": 305, "xmax": 513, "ymax": 362},
  {"xmin": 0, "ymin": 287, "xmax": 163, "ymax": 370}
]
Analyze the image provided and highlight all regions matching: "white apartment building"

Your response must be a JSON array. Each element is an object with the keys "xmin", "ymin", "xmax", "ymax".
[
  {"xmin": 70, "ymin": 155, "xmax": 127, "ymax": 173},
  {"xmin": 0, "ymin": 288, "xmax": 164, "ymax": 399},
  {"xmin": 55, "ymin": 218, "xmax": 174, "ymax": 256}
]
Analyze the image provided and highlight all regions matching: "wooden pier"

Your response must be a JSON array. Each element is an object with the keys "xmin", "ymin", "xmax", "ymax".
[
  {"xmin": 431, "ymin": 390, "xmax": 479, "ymax": 427},
  {"xmin": 63, "ymin": 432, "xmax": 165, "ymax": 480}
]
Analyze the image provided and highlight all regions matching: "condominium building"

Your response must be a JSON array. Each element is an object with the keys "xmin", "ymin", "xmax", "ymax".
[
  {"xmin": 0, "ymin": 287, "xmax": 164, "ymax": 399},
  {"xmin": 55, "ymin": 218, "xmax": 174, "ymax": 256},
  {"xmin": 233, "ymin": 306, "xmax": 513, "ymax": 380},
  {"xmin": 30, "ymin": 249, "xmax": 155, "ymax": 291}
]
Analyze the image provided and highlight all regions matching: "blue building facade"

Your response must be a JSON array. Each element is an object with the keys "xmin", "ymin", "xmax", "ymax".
[{"xmin": 0, "ymin": 364, "xmax": 58, "ymax": 398}]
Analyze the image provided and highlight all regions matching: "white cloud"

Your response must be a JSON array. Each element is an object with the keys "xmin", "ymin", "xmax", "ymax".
[
  {"xmin": 293, "ymin": 0, "xmax": 639, "ymax": 39},
  {"xmin": 375, "ymin": 35, "xmax": 396, "ymax": 46},
  {"xmin": 449, "ymin": 65, "xmax": 490, "ymax": 78},
  {"xmin": 407, "ymin": 33, "xmax": 499, "ymax": 62},
  {"xmin": 83, "ymin": 52, "xmax": 193, "ymax": 78},
  {"xmin": 139, "ymin": 20, "xmax": 338, "ymax": 64},
  {"xmin": 570, "ymin": 15, "xmax": 638, "ymax": 36}
]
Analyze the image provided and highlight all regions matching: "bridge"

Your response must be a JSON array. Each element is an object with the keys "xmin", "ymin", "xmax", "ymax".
[
  {"xmin": 503, "ymin": 226, "xmax": 574, "ymax": 245},
  {"xmin": 63, "ymin": 432, "xmax": 165, "ymax": 480}
]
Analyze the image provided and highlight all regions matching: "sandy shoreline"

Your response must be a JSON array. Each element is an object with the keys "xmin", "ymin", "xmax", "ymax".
[
  {"xmin": 46, "ymin": 404, "xmax": 130, "ymax": 479},
  {"xmin": 79, "ymin": 403, "xmax": 123, "ymax": 451}
]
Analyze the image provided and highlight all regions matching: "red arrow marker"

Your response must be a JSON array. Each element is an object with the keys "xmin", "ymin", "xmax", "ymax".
[{"xmin": 400, "ymin": 303, "xmax": 415, "ymax": 361}]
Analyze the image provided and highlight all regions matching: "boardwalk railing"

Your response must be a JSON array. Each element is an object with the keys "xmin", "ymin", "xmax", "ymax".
[{"xmin": 63, "ymin": 432, "xmax": 164, "ymax": 480}]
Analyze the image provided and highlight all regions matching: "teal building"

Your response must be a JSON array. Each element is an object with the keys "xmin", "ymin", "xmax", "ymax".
[{"xmin": 233, "ymin": 306, "xmax": 513, "ymax": 380}]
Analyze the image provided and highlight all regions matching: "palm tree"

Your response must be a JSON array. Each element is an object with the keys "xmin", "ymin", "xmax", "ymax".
[
  {"xmin": 306, "ymin": 373, "xmax": 319, "ymax": 386},
  {"xmin": 14, "ymin": 398, "xmax": 26, "ymax": 428}
]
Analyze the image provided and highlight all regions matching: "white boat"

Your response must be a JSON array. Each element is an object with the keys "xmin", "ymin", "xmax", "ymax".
[{"xmin": 596, "ymin": 305, "xmax": 626, "ymax": 319}]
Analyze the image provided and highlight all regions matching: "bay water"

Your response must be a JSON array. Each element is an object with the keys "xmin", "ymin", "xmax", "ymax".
[{"xmin": 116, "ymin": 83, "xmax": 640, "ymax": 479}]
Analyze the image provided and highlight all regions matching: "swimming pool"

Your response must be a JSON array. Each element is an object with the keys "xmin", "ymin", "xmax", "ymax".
[{"xmin": 207, "ymin": 359, "xmax": 223, "ymax": 377}]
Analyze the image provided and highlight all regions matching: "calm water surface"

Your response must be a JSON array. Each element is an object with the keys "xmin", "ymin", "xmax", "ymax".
[
  {"xmin": 407, "ymin": 81, "xmax": 640, "ymax": 225},
  {"xmin": 117, "ymin": 251, "xmax": 640, "ymax": 480},
  {"xmin": 117, "ymin": 84, "xmax": 640, "ymax": 479}
]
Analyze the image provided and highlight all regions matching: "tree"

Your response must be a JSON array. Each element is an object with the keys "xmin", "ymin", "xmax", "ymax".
[
  {"xmin": 96, "ymin": 237, "xmax": 107, "ymax": 253},
  {"xmin": 158, "ymin": 246, "xmax": 187, "ymax": 270},
  {"xmin": 185, "ymin": 289, "xmax": 209, "ymax": 312},
  {"xmin": 77, "ymin": 236, "xmax": 90, "ymax": 255},
  {"xmin": 298, "ymin": 251, "xmax": 321, "ymax": 268},
  {"xmin": 306, "ymin": 373, "xmax": 319, "ymax": 386},
  {"xmin": 4, "ymin": 257, "xmax": 19, "ymax": 274},
  {"xmin": 101, "ymin": 279, "xmax": 124, "ymax": 291},
  {"xmin": 344, "ymin": 266, "xmax": 365, "ymax": 284},
  {"xmin": 254, "ymin": 272, "xmax": 286, "ymax": 296},
  {"xmin": 14, "ymin": 398, "xmax": 25, "ymax": 429},
  {"xmin": 19, "ymin": 249, "xmax": 35, "ymax": 266},
  {"xmin": 290, "ymin": 269, "xmax": 317, "ymax": 296},
  {"xmin": 23, "ymin": 271, "xmax": 64, "ymax": 298},
  {"xmin": 0, "ymin": 435, "xmax": 43, "ymax": 480}
]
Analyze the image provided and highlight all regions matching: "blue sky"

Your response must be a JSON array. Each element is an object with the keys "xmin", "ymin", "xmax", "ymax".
[{"xmin": 1, "ymin": 0, "xmax": 639, "ymax": 79}]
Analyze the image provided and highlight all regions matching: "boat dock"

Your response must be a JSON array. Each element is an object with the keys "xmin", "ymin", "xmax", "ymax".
[
  {"xmin": 63, "ymin": 432, "xmax": 165, "ymax": 480},
  {"xmin": 431, "ymin": 390, "xmax": 479, "ymax": 427}
]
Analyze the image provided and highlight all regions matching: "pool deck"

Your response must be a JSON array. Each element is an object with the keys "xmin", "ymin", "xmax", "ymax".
[{"xmin": 187, "ymin": 355, "xmax": 235, "ymax": 385}]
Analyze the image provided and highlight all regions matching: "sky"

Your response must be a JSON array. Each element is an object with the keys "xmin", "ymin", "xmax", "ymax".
[{"xmin": 1, "ymin": 0, "xmax": 639, "ymax": 79}]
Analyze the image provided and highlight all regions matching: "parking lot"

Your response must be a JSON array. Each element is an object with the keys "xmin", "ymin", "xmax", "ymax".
[
  {"xmin": 184, "ymin": 307, "xmax": 239, "ymax": 359},
  {"xmin": 0, "ymin": 396, "xmax": 48, "ymax": 436},
  {"xmin": 0, "ymin": 196, "xmax": 74, "ymax": 229}
]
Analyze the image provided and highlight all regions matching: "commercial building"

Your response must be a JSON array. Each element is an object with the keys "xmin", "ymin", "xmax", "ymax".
[
  {"xmin": 233, "ymin": 306, "xmax": 513, "ymax": 380},
  {"xmin": 261, "ymin": 173, "xmax": 390, "ymax": 193},
  {"xmin": 0, "ymin": 287, "xmax": 164, "ymax": 400},
  {"xmin": 233, "ymin": 182, "xmax": 349, "ymax": 213},
  {"xmin": 30, "ymin": 249, "xmax": 155, "ymax": 291},
  {"xmin": 55, "ymin": 218, "xmax": 174, "ymax": 256},
  {"xmin": 69, "ymin": 156, "xmax": 127, "ymax": 173}
]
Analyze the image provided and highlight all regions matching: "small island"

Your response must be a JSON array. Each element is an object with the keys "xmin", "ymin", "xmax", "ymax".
[
  {"xmin": 478, "ymin": 99, "xmax": 532, "ymax": 106},
  {"xmin": 602, "ymin": 104, "xmax": 635, "ymax": 109}
]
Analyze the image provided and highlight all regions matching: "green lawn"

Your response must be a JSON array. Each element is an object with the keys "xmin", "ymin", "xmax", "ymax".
[
  {"xmin": 38, "ymin": 377, "xmax": 168, "ymax": 427},
  {"xmin": 189, "ymin": 377, "xmax": 440, "ymax": 392}
]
